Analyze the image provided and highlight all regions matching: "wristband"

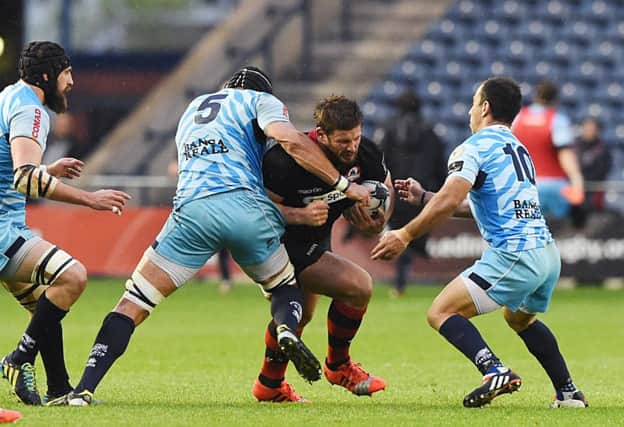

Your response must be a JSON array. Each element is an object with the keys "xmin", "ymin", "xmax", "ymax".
[
  {"xmin": 419, "ymin": 191, "xmax": 427, "ymax": 206},
  {"xmin": 334, "ymin": 175, "xmax": 350, "ymax": 192}
]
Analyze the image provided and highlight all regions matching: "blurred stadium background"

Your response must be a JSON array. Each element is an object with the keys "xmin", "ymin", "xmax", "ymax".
[{"xmin": 2, "ymin": 0, "xmax": 624, "ymax": 286}]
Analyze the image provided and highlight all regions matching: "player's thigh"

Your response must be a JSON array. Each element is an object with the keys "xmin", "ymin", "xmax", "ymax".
[
  {"xmin": 298, "ymin": 252, "xmax": 372, "ymax": 302},
  {"xmin": 461, "ymin": 246, "xmax": 548, "ymax": 314},
  {"xmin": 225, "ymin": 191, "xmax": 286, "ymax": 270},
  {"xmin": 520, "ymin": 242, "xmax": 561, "ymax": 314},
  {"xmin": 151, "ymin": 204, "xmax": 220, "ymax": 271},
  {"xmin": 427, "ymin": 275, "xmax": 479, "ymax": 329},
  {"xmin": 222, "ymin": 191, "xmax": 294, "ymax": 289}
]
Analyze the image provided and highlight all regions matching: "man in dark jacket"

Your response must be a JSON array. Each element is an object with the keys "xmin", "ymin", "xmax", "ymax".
[{"xmin": 380, "ymin": 90, "xmax": 447, "ymax": 296}]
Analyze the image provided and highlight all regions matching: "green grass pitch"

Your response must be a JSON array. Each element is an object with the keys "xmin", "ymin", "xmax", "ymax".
[{"xmin": 0, "ymin": 279, "xmax": 622, "ymax": 426}]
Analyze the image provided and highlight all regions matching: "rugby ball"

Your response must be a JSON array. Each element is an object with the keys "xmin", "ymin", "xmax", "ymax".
[{"xmin": 361, "ymin": 180, "xmax": 391, "ymax": 213}]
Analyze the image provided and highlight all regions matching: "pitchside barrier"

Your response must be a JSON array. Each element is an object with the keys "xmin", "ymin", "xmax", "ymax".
[
  {"xmin": 27, "ymin": 176, "xmax": 623, "ymax": 286},
  {"xmin": 25, "ymin": 205, "xmax": 622, "ymax": 287}
]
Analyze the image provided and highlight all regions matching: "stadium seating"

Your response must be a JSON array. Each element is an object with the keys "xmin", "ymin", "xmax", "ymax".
[{"xmin": 362, "ymin": 0, "xmax": 624, "ymax": 158}]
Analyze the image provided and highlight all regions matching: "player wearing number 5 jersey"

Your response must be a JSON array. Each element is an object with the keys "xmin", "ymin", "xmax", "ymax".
[
  {"xmin": 60, "ymin": 66, "xmax": 370, "ymax": 406},
  {"xmin": 372, "ymin": 77, "xmax": 586, "ymax": 408}
]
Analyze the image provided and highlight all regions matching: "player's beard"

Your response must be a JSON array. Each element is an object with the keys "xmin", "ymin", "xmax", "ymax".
[
  {"xmin": 339, "ymin": 151, "xmax": 357, "ymax": 167},
  {"xmin": 46, "ymin": 89, "xmax": 68, "ymax": 114}
]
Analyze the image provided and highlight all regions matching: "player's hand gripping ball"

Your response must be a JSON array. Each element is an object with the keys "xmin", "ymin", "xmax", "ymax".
[{"xmin": 361, "ymin": 180, "xmax": 390, "ymax": 213}]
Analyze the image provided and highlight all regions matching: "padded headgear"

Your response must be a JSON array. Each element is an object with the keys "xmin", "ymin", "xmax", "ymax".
[
  {"xmin": 224, "ymin": 66, "xmax": 273, "ymax": 94},
  {"xmin": 18, "ymin": 41, "xmax": 71, "ymax": 98}
]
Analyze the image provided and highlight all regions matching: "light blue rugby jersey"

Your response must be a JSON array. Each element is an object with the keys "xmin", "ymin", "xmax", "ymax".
[
  {"xmin": 173, "ymin": 88, "xmax": 289, "ymax": 209},
  {"xmin": 0, "ymin": 81, "xmax": 50, "ymax": 226},
  {"xmin": 448, "ymin": 125, "xmax": 552, "ymax": 252}
]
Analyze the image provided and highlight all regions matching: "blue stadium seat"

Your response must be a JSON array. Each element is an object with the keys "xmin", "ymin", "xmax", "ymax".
[
  {"xmin": 368, "ymin": 81, "xmax": 411, "ymax": 105},
  {"xmin": 470, "ymin": 19, "xmax": 505, "ymax": 48},
  {"xmin": 495, "ymin": 39, "xmax": 532, "ymax": 69},
  {"xmin": 530, "ymin": 1, "xmax": 572, "ymax": 27},
  {"xmin": 559, "ymin": 82, "xmax": 587, "ymax": 112},
  {"xmin": 446, "ymin": 0, "xmax": 485, "ymax": 25},
  {"xmin": 559, "ymin": 20, "xmax": 599, "ymax": 48},
  {"xmin": 428, "ymin": 18, "xmax": 464, "ymax": 48},
  {"xmin": 491, "ymin": 0, "xmax": 527, "ymax": 27},
  {"xmin": 453, "ymin": 39, "xmax": 487, "ymax": 66},
  {"xmin": 592, "ymin": 82, "xmax": 624, "ymax": 110},
  {"xmin": 361, "ymin": 101, "xmax": 397, "ymax": 127},
  {"xmin": 512, "ymin": 21, "xmax": 553, "ymax": 48},
  {"xmin": 406, "ymin": 39, "xmax": 445, "ymax": 67},
  {"xmin": 605, "ymin": 20, "xmax": 624, "ymax": 43},
  {"xmin": 534, "ymin": 40, "xmax": 577, "ymax": 68},
  {"xmin": 387, "ymin": 60, "xmax": 427, "ymax": 85},
  {"xmin": 575, "ymin": 60, "xmax": 608, "ymax": 89},
  {"xmin": 577, "ymin": 0, "xmax": 612, "ymax": 27}
]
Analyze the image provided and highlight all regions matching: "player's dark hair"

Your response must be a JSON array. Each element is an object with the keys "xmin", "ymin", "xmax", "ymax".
[
  {"xmin": 534, "ymin": 80, "xmax": 559, "ymax": 105},
  {"xmin": 18, "ymin": 41, "xmax": 70, "ymax": 100},
  {"xmin": 479, "ymin": 77, "xmax": 522, "ymax": 125},
  {"xmin": 314, "ymin": 95, "xmax": 362, "ymax": 134},
  {"xmin": 224, "ymin": 66, "xmax": 273, "ymax": 94}
]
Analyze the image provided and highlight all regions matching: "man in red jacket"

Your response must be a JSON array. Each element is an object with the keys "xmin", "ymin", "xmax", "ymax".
[{"xmin": 512, "ymin": 81, "xmax": 584, "ymax": 219}]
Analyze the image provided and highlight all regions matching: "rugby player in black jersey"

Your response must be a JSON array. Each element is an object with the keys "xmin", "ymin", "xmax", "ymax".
[{"xmin": 253, "ymin": 95, "xmax": 394, "ymax": 402}]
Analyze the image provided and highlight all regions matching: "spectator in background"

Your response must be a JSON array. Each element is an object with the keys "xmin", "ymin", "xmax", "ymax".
[
  {"xmin": 512, "ymin": 81, "xmax": 585, "ymax": 220},
  {"xmin": 572, "ymin": 116, "xmax": 612, "ymax": 226},
  {"xmin": 380, "ymin": 90, "xmax": 446, "ymax": 297}
]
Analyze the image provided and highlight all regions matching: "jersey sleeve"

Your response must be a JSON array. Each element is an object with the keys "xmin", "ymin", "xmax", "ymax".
[
  {"xmin": 256, "ymin": 93, "xmax": 290, "ymax": 131},
  {"xmin": 551, "ymin": 112, "xmax": 574, "ymax": 148},
  {"xmin": 9, "ymin": 105, "xmax": 50, "ymax": 149},
  {"xmin": 262, "ymin": 145, "xmax": 294, "ymax": 197},
  {"xmin": 447, "ymin": 142, "xmax": 480, "ymax": 185}
]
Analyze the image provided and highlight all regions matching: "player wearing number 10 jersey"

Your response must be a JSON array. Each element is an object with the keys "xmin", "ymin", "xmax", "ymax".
[{"xmin": 372, "ymin": 77, "xmax": 586, "ymax": 408}]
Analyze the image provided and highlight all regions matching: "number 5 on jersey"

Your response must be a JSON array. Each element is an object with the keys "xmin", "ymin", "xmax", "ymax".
[{"xmin": 195, "ymin": 94, "xmax": 228, "ymax": 124}]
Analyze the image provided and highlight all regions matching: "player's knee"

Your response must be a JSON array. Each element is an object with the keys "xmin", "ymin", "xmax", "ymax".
[
  {"xmin": 350, "ymin": 273, "xmax": 373, "ymax": 306},
  {"xmin": 122, "ymin": 270, "xmax": 166, "ymax": 315},
  {"xmin": 113, "ymin": 298, "xmax": 148, "ymax": 326},
  {"xmin": 257, "ymin": 262, "xmax": 297, "ymax": 298},
  {"xmin": 57, "ymin": 261, "xmax": 88, "ymax": 301},
  {"xmin": 503, "ymin": 311, "xmax": 534, "ymax": 333},
  {"xmin": 426, "ymin": 306, "xmax": 444, "ymax": 330}
]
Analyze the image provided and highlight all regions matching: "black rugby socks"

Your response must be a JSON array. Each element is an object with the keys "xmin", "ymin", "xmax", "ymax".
[
  {"xmin": 74, "ymin": 312, "xmax": 136, "ymax": 393},
  {"xmin": 439, "ymin": 314, "xmax": 504, "ymax": 375}
]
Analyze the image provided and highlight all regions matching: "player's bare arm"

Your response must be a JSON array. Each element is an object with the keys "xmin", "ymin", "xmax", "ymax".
[
  {"xmin": 557, "ymin": 147, "xmax": 585, "ymax": 203},
  {"xmin": 395, "ymin": 177, "xmax": 472, "ymax": 218},
  {"xmin": 266, "ymin": 189, "xmax": 329, "ymax": 227},
  {"xmin": 264, "ymin": 121, "xmax": 370, "ymax": 205},
  {"xmin": 11, "ymin": 136, "xmax": 130, "ymax": 213},
  {"xmin": 371, "ymin": 176, "xmax": 471, "ymax": 260}
]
